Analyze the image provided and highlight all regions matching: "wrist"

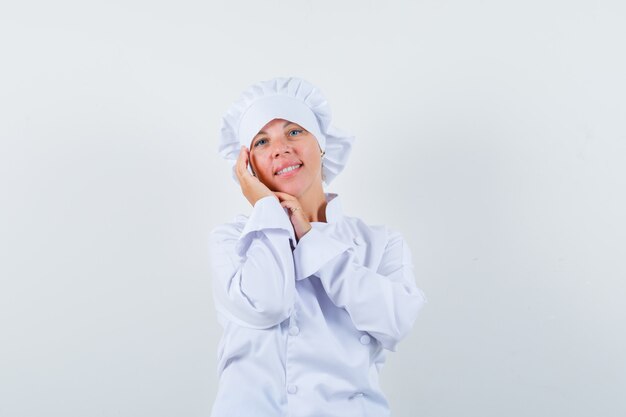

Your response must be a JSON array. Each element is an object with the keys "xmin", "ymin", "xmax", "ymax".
[{"xmin": 251, "ymin": 193, "xmax": 275, "ymax": 206}]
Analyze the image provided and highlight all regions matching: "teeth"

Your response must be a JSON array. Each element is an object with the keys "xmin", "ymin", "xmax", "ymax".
[{"xmin": 276, "ymin": 164, "xmax": 301, "ymax": 175}]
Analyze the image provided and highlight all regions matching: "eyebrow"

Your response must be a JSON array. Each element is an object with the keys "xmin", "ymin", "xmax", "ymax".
[{"xmin": 254, "ymin": 121, "xmax": 297, "ymax": 138}]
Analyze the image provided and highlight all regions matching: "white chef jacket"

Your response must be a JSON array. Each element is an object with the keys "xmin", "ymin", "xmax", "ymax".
[{"xmin": 208, "ymin": 193, "xmax": 427, "ymax": 417}]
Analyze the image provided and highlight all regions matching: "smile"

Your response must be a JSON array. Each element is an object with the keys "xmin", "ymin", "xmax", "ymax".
[{"xmin": 275, "ymin": 164, "xmax": 302, "ymax": 176}]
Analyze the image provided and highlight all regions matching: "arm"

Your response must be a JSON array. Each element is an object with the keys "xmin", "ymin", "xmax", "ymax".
[
  {"xmin": 209, "ymin": 196, "xmax": 297, "ymax": 329},
  {"xmin": 293, "ymin": 227, "xmax": 427, "ymax": 351}
]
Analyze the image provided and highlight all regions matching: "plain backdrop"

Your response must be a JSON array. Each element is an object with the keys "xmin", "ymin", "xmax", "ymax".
[{"xmin": 1, "ymin": 1, "xmax": 625, "ymax": 416}]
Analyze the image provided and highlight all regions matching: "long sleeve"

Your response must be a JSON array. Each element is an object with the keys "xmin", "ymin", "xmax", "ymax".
[
  {"xmin": 209, "ymin": 196, "xmax": 297, "ymax": 329},
  {"xmin": 292, "ymin": 227, "xmax": 427, "ymax": 351}
]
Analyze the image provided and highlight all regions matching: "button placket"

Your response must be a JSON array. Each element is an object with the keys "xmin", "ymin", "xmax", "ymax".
[
  {"xmin": 285, "ymin": 302, "xmax": 298, "ymax": 404},
  {"xmin": 349, "ymin": 391, "xmax": 365, "ymax": 400},
  {"xmin": 287, "ymin": 308, "xmax": 296, "ymax": 330},
  {"xmin": 353, "ymin": 236, "xmax": 364, "ymax": 246}
]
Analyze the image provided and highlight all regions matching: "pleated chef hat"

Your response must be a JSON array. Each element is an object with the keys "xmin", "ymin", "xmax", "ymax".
[{"xmin": 218, "ymin": 77, "xmax": 355, "ymax": 185}]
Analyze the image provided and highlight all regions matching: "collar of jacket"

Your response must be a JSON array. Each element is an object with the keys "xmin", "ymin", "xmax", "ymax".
[{"xmin": 318, "ymin": 193, "xmax": 343, "ymax": 224}]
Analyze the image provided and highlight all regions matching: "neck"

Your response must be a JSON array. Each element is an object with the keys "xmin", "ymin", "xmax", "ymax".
[{"xmin": 298, "ymin": 181, "xmax": 327, "ymax": 223}]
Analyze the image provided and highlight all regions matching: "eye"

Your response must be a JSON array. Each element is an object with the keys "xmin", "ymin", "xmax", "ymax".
[
  {"xmin": 253, "ymin": 138, "xmax": 268, "ymax": 148},
  {"xmin": 288, "ymin": 129, "xmax": 303, "ymax": 137}
]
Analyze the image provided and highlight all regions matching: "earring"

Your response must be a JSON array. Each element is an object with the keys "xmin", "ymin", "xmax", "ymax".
[{"xmin": 321, "ymin": 150, "xmax": 325, "ymax": 158}]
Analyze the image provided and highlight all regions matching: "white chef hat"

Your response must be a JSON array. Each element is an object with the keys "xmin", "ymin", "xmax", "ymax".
[{"xmin": 218, "ymin": 77, "xmax": 355, "ymax": 185}]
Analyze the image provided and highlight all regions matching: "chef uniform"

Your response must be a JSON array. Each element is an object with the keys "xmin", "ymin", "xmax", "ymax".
[{"xmin": 210, "ymin": 77, "xmax": 427, "ymax": 417}]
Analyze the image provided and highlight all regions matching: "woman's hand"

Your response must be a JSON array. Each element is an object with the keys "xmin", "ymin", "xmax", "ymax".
[
  {"xmin": 273, "ymin": 191, "xmax": 312, "ymax": 242},
  {"xmin": 236, "ymin": 146, "xmax": 274, "ymax": 206}
]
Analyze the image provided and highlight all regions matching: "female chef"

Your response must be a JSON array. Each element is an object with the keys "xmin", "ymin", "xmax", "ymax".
[{"xmin": 209, "ymin": 77, "xmax": 427, "ymax": 417}]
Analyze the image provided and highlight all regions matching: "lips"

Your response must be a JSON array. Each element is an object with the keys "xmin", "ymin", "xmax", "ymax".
[{"xmin": 274, "ymin": 163, "xmax": 303, "ymax": 176}]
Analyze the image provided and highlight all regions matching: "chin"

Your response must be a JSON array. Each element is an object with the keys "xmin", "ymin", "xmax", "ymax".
[
  {"xmin": 275, "ymin": 185, "xmax": 303, "ymax": 197},
  {"xmin": 271, "ymin": 180, "xmax": 307, "ymax": 197}
]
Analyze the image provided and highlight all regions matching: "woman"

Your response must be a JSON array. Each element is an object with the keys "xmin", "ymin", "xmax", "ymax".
[{"xmin": 210, "ymin": 77, "xmax": 427, "ymax": 417}]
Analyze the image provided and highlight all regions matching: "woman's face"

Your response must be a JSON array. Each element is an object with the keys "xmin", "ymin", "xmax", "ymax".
[{"xmin": 249, "ymin": 118, "xmax": 323, "ymax": 198}]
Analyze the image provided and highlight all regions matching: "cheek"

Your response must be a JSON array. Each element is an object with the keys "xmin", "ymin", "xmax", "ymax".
[
  {"xmin": 249, "ymin": 153, "xmax": 260, "ymax": 174},
  {"xmin": 251, "ymin": 154, "xmax": 271, "ymax": 177},
  {"xmin": 303, "ymin": 149, "xmax": 321, "ymax": 168}
]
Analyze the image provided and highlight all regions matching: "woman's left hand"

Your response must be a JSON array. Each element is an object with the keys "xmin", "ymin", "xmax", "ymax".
[{"xmin": 273, "ymin": 192, "xmax": 312, "ymax": 242}]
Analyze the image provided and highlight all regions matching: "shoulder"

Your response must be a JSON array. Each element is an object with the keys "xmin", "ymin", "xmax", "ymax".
[
  {"xmin": 209, "ymin": 213, "xmax": 248, "ymax": 243},
  {"xmin": 344, "ymin": 213, "xmax": 400, "ymax": 238},
  {"xmin": 336, "ymin": 214, "xmax": 410, "ymax": 269},
  {"xmin": 339, "ymin": 214, "xmax": 402, "ymax": 248}
]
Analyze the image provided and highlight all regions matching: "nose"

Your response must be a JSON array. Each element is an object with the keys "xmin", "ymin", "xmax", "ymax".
[{"xmin": 271, "ymin": 137, "xmax": 291, "ymax": 157}]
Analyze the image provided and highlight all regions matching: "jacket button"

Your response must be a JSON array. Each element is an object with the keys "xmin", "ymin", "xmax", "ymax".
[
  {"xmin": 289, "ymin": 326, "xmax": 300, "ymax": 336},
  {"xmin": 353, "ymin": 236, "xmax": 364, "ymax": 246},
  {"xmin": 287, "ymin": 384, "xmax": 298, "ymax": 394},
  {"xmin": 360, "ymin": 334, "xmax": 371, "ymax": 345}
]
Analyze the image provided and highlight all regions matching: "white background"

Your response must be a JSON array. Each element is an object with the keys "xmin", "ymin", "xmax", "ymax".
[{"xmin": 1, "ymin": 1, "xmax": 625, "ymax": 416}]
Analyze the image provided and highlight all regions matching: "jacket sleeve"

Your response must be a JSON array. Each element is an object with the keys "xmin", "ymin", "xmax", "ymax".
[
  {"xmin": 208, "ymin": 196, "xmax": 297, "ymax": 329},
  {"xmin": 292, "ymin": 227, "xmax": 427, "ymax": 351}
]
